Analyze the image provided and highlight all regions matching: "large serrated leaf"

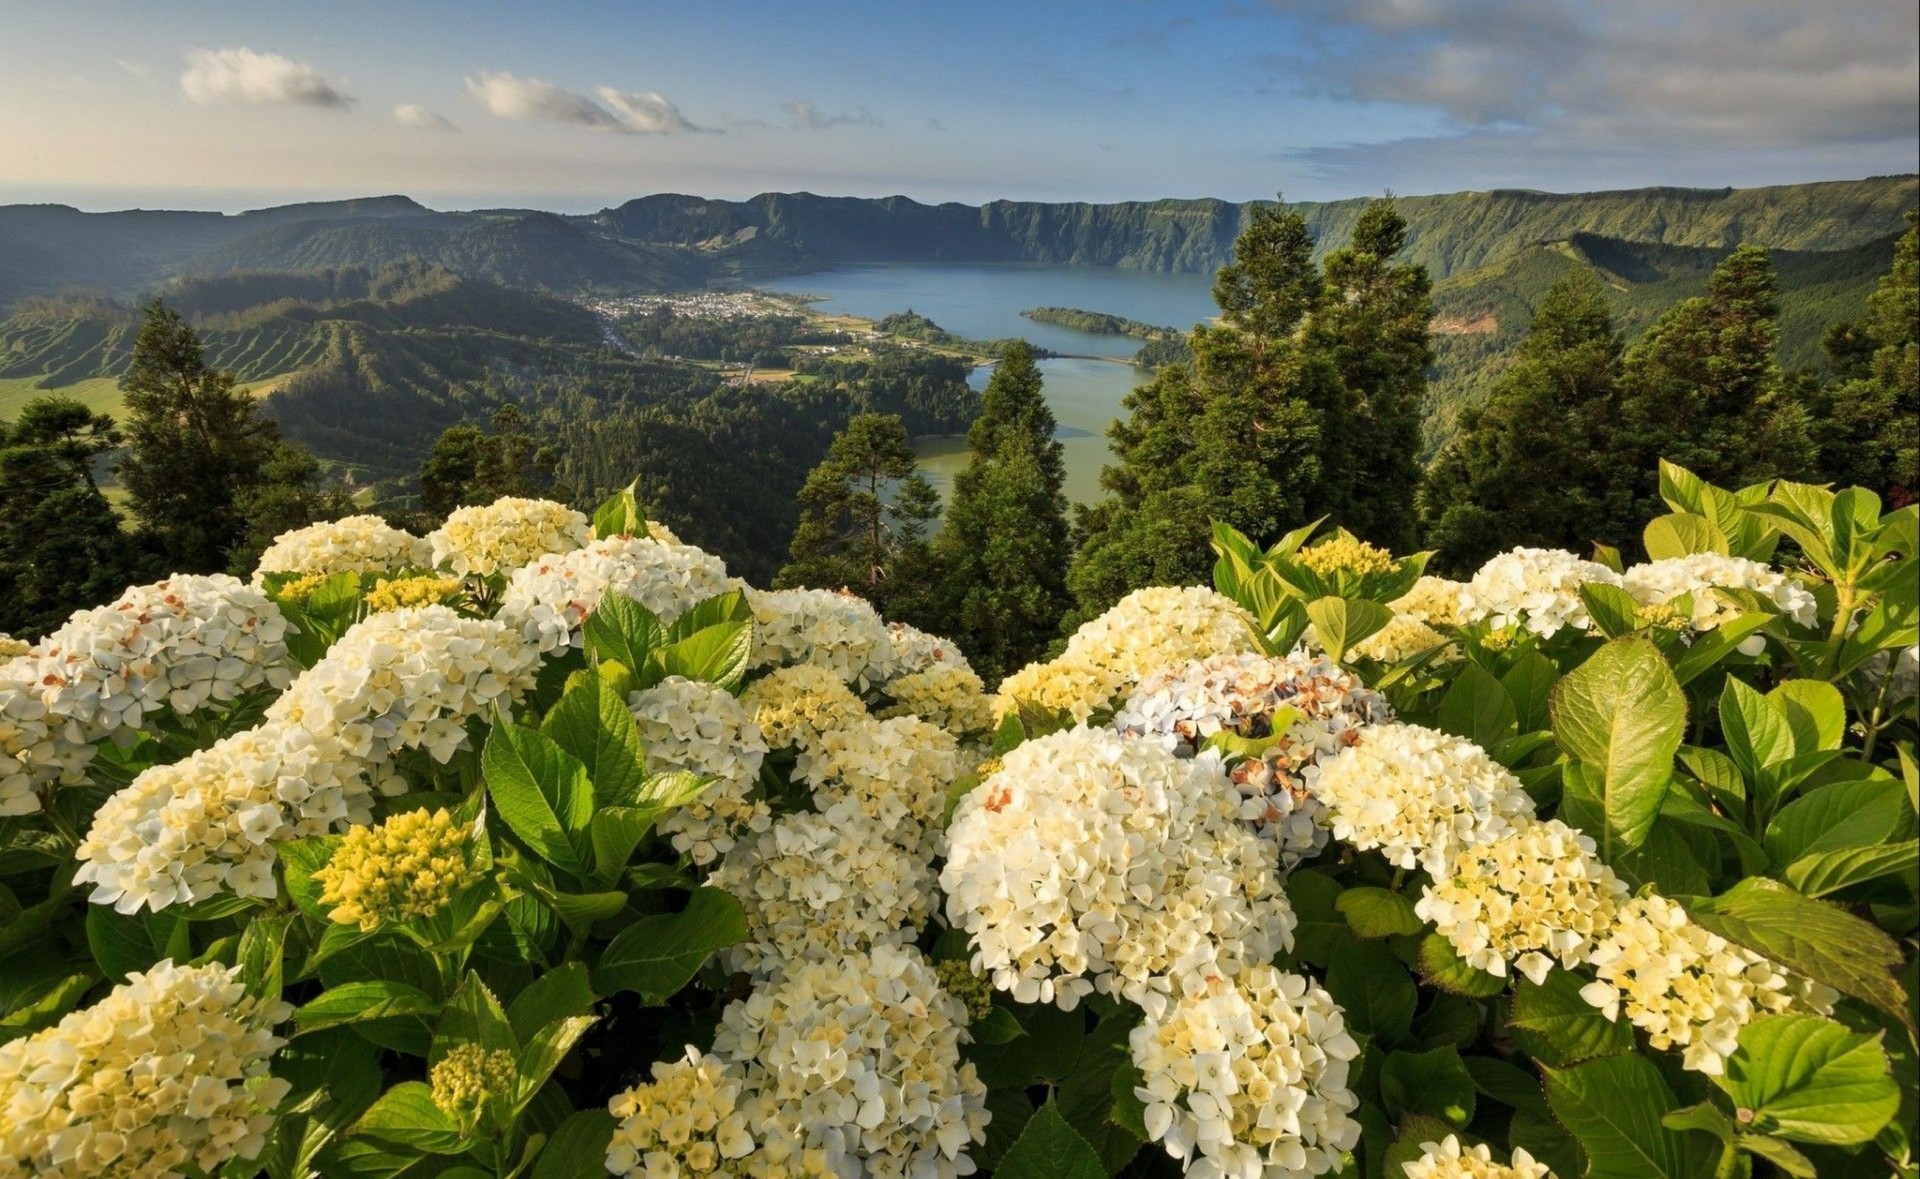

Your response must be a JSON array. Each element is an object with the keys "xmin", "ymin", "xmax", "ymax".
[
  {"xmin": 1543, "ymin": 1054, "xmax": 1704, "ymax": 1179},
  {"xmin": 995, "ymin": 1100, "xmax": 1105, "ymax": 1179},
  {"xmin": 1715, "ymin": 1015, "xmax": 1900, "ymax": 1146},
  {"xmin": 1550, "ymin": 637, "xmax": 1686, "ymax": 854},
  {"xmin": 483, "ymin": 718, "xmax": 594, "ymax": 876},
  {"xmin": 594, "ymin": 886, "xmax": 745, "ymax": 1002}
]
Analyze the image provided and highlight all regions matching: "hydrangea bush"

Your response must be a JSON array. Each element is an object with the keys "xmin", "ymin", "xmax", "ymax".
[{"xmin": 0, "ymin": 462, "xmax": 1912, "ymax": 1179}]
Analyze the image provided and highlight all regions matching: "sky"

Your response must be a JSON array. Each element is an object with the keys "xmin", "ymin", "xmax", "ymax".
[{"xmin": 0, "ymin": 0, "xmax": 1914, "ymax": 213}]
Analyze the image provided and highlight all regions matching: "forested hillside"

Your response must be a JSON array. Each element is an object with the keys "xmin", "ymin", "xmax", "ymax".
[{"xmin": 4, "ymin": 175, "xmax": 1913, "ymax": 308}]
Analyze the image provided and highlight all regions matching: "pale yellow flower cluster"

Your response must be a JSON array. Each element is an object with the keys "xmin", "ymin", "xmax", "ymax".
[
  {"xmin": 1579, "ymin": 894, "xmax": 1835, "ymax": 1075},
  {"xmin": 942, "ymin": 726, "xmax": 1294, "ymax": 1016},
  {"xmin": 1415, "ymin": 819, "xmax": 1627, "ymax": 984},
  {"xmin": 427, "ymin": 496, "xmax": 590, "ymax": 576},
  {"xmin": 1295, "ymin": 534, "xmax": 1399, "ymax": 577},
  {"xmin": 1313, "ymin": 724, "xmax": 1537, "ymax": 875},
  {"xmin": 1130, "ymin": 965, "xmax": 1362, "ymax": 1179},
  {"xmin": 1461, "ymin": 548, "xmax": 1625, "ymax": 637},
  {"xmin": 1623, "ymin": 553, "xmax": 1818, "ymax": 642},
  {"xmin": 0, "ymin": 635, "xmax": 28, "ymax": 661},
  {"xmin": 710, "ymin": 802, "xmax": 935, "ymax": 979},
  {"xmin": 991, "ymin": 656, "xmax": 1128, "ymax": 724},
  {"xmin": 1115, "ymin": 652, "xmax": 1394, "ymax": 868},
  {"xmin": 1393, "ymin": 576, "xmax": 1472, "ymax": 629},
  {"xmin": 706, "ymin": 945, "xmax": 990, "ymax": 1178},
  {"xmin": 364, "ymin": 574, "xmax": 464, "ymax": 614},
  {"xmin": 1348, "ymin": 615, "xmax": 1456, "ymax": 664},
  {"xmin": 740, "ymin": 664, "xmax": 868, "ymax": 752},
  {"xmin": 313, "ymin": 806, "xmax": 482, "ymax": 931},
  {"xmin": 885, "ymin": 621, "xmax": 976, "ymax": 679},
  {"xmin": 0, "ymin": 960, "xmax": 291, "ymax": 1179},
  {"xmin": 80, "ymin": 607, "xmax": 537, "ymax": 912},
  {"xmin": 496, "ymin": 535, "xmax": 731, "ymax": 653},
  {"xmin": 606, "ymin": 1049, "xmax": 765, "ymax": 1178},
  {"xmin": 429, "ymin": 1043, "xmax": 517, "ymax": 1119},
  {"xmin": 746, "ymin": 587, "xmax": 898, "ymax": 689},
  {"xmin": 798, "ymin": 714, "xmax": 959, "ymax": 857},
  {"xmin": 253, "ymin": 514, "xmax": 430, "ymax": 580},
  {"xmin": 631, "ymin": 676, "xmax": 772, "ymax": 866},
  {"xmin": 2, "ymin": 575, "xmax": 293, "ymax": 815},
  {"xmin": 1401, "ymin": 1136, "xmax": 1555, "ymax": 1179},
  {"xmin": 934, "ymin": 960, "xmax": 995, "ymax": 1023},
  {"xmin": 879, "ymin": 665, "xmax": 994, "ymax": 737}
]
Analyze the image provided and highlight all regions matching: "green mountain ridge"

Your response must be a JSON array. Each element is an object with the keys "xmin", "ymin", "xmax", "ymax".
[{"xmin": 3, "ymin": 175, "xmax": 1912, "ymax": 309}]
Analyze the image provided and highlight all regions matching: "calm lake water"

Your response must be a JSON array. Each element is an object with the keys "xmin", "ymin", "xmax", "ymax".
[{"xmin": 759, "ymin": 263, "xmax": 1218, "ymax": 505}]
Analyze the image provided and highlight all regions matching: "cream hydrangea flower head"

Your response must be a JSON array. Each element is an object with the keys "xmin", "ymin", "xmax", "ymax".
[
  {"xmin": 1313, "ymin": 724, "xmax": 1537, "ymax": 874},
  {"xmin": 1401, "ymin": 1135, "xmax": 1555, "ymax": 1179},
  {"xmin": 606, "ymin": 1048, "xmax": 761, "ymax": 1178},
  {"xmin": 1579, "ymin": 894, "xmax": 1835, "ymax": 1075},
  {"xmin": 879, "ymin": 664, "xmax": 994, "ymax": 737},
  {"xmin": 1461, "ymin": 548, "xmax": 1625, "ymax": 637},
  {"xmin": 709, "ymin": 802, "xmax": 936, "ymax": 979},
  {"xmin": 1130, "ymin": 964, "xmax": 1363, "ymax": 1179},
  {"xmin": 0, "ymin": 960, "xmax": 292, "ymax": 1178},
  {"xmin": 1623, "ymin": 553, "xmax": 1817, "ymax": 652},
  {"xmin": 1296, "ymin": 533, "xmax": 1399, "ymax": 577},
  {"xmin": 1415, "ymin": 819, "xmax": 1628, "ymax": 984},
  {"xmin": 1115, "ymin": 652, "xmax": 1394, "ymax": 868},
  {"xmin": 885, "ymin": 621, "xmax": 976, "ymax": 679},
  {"xmin": 1345, "ymin": 614, "xmax": 1457, "ymax": 664},
  {"xmin": 364, "ymin": 574, "xmax": 465, "ymax": 614},
  {"xmin": 1394, "ymin": 575, "xmax": 1472, "ymax": 629},
  {"xmin": 495, "ymin": 535, "xmax": 731, "ymax": 653},
  {"xmin": 798, "ymin": 714, "xmax": 960, "ymax": 856},
  {"xmin": 630, "ymin": 676, "xmax": 772, "ymax": 866},
  {"xmin": 75, "ymin": 724, "xmax": 363, "ymax": 912},
  {"xmin": 1062, "ymin": 585, "xmax": 1261, "ymax": 688},
  {"xmin": 942, "ymin": 726, "xmax": 1295, "ymax": 1015},
  {"xmin": 0, "ymin": 575, "xmax": 293, "ymax": 812},
  {"xmin": 708, "ymin": 944, "xmax": 990, "ymax": 1178},
  {"xmin": 992, "ymin": 655, "xmax": 1128, "ymax": 724},
  {"xmin": 740, "ymin": 664, "xmax": 869, "ymax": 752},
  {"xmin": 265, "ymin": 605, "xmax": 539, "ymax": 767},
  {"xmin": 746, "ymin": 587, "xmax": 899, "ymax": 689},
  {"xmin": 0, "ymin": 634, "xmax": 29, "ymax": 661},
  {"xmin": 254, "ymin": 514, "xmax": 430, "ymax": 580},
  {"xmin": 314, "ymin": 806, "xmax": 484, "ymax": 931},
  {"xmin": 427, "ymin": 496, "xmax": 590, "ymax": 576}
]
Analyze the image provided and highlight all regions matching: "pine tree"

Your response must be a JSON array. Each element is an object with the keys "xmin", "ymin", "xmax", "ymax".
[
  {"xmin": 931, "ymin": 343, "xmax": 1072, "ymax": 682},
  {"xmin": 1611, "ymin": 245, "xmax": 1817, "ymax": 506},
  {"xmin": 775, "ymin": 413, "xmax": 938, "ymax": 617},
  {"xmin": 1421, "ymin": 266, "xmax": 1636, "ymax": 571},
  {"xmin": 118, "ymin": 300, "xmax": 299, "ymax": 571},
  {"xmin": 1809, "ymin": 212, "xmax": 1918, "ymax": 503},
  {"xmin": 1310, "ymin": 200, "xmax": 1432, "ymax": 552},
  {"xmin": 419, "ymin": 403, "xmax": 558, "ymax": 520},
  {"xmin": 0, "ymin": 396, "xmax": 152, "ymax": 635}
]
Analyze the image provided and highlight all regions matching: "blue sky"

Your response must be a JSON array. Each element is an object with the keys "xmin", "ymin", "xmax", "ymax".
[{"xmin": 0, "ymin": 0, "xmax": 1913, "ymax": 211}]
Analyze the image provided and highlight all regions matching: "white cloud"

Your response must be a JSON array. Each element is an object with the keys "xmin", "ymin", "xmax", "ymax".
[
  {"xmin": 464, "ymin": 71, "xmax": 705, "ymax": 133},
  {"xmin": 394, "ymin": 103, "xmax": 458, "ymax": 132},
  {"xmin": 785, "ymin": 99, "xmax": 881, "ymax": 130},
  {"xmin": 115, "ymin": 59, "xmax": 150, "ymax": 80},
  {"xmin": 180, "ymin": 47, "xmax": 354, "ymax": 110}
]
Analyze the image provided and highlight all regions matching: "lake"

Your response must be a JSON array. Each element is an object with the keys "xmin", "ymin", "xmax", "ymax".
[{"xmin": 758, "ymin": 263, "xmax": 1219, "ymax": 505}]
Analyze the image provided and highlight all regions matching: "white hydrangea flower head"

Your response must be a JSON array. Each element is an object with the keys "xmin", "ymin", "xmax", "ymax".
[
  {"xmin": 741, "ymin": 664, "xmax": 869, "ymax": 752},
  {"xmin": 645, "ymin": 519, "xmax": 683, "ymax": 545},
  {"xmin": 885, "ymin": 621, "xmax": 976, "ymax": 680},
  {"xmin": 942, "ymin": 726, "xmax": 1295, "ymax": 1016},
  {"xmin": 799, "ymin": 714, "xmax": 960, "ymax": 857},
  {"xmin": 879, "ymin": 665, "xmax": 994, "ymax": 737},
  {"xmin": 75, "ymin": 724, "xmax": 364, "ymax": 913},
  {"xmin": 1062, "ymin": 585, "xmax": 1261, "ymax": 687},
  {"xmin": 992, "ymin": 656, "xmax": 1128, "ymax": 724},
  {"xmin": 1624, "ymin": 554, "xmax": 1818, "ymax": 652},
  {"xmin": 0, "ymin": 960, "xmax": 292, "ymax": 1179},
  {"xmin": 495, "ymin": 535, "xmax": 731, "ymax": 653},
  {"xmin": 709, "ymin": 802, "xmax": 936, "ymax": 979},
  {"xmin": 747, "ymin": 587, "xmax": 898, "ymax": 689},
  {"xmin": 1130, "ymin": 964, "xmax": 1362, "ymax": 1179},
  {"xmin": 1579, "ymin": 894, "xmax": 1835, "ymax": 1075},
  {"xmin": 253, "ymin": 514, "xmax": 430, "ymax": 580},
  {"xmin": 628, "ymin": 676, "xmax": 771, "ymax": 866},
  {"xmin": 266, "ymin": 605, "xmax": 539, "ymax": 767},
  {"xmin": 427, "ymin": 496, "xmax": 590, "ymax": 576},
  {"xmin": 1401, "ymin": 1135, "xmax": 1555, "ymax": 1179},
  {"xmin": 606, "ymin": 1047, "xmax": 760, "ymax": 1178},
  {"xmin": 1314, "ymin": 724, "xmax": 1537, "ymax": 875},
  {"xmin": 1345, "ymin": 615, "xmax": 1458, "ymax": 665},
  {"xmin": 0, "ymin": 576, "xmax": 293, "ymax": 810},
  {"xmin": 709, "ymin": 944, "xmax": 990, "ymax": 1179},
  {"xmin": 1461, "ymin": 548, "xmax": 1625, "ymax": 637},
  {"xmin": 1115, "ymin": 652, "xmax": 1395, "ymax": 869},
  {"xmin": 1415, "ymin": 819, "xmax": 1628, "ymax": 984},
  {"xmin": 1394, "ymin": 576, "xmax": 1473, "ymax": 629}
]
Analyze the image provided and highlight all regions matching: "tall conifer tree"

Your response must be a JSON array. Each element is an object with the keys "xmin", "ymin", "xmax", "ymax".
[{"xmin": 776, "ymin": 413, "xmax": 938, "ymax": 617}]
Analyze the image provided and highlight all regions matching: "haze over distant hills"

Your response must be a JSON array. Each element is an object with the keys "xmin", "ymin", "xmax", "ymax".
[{"xmin": 2, "ymin": 175, "xmax": 1913, "ymax": 309}]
